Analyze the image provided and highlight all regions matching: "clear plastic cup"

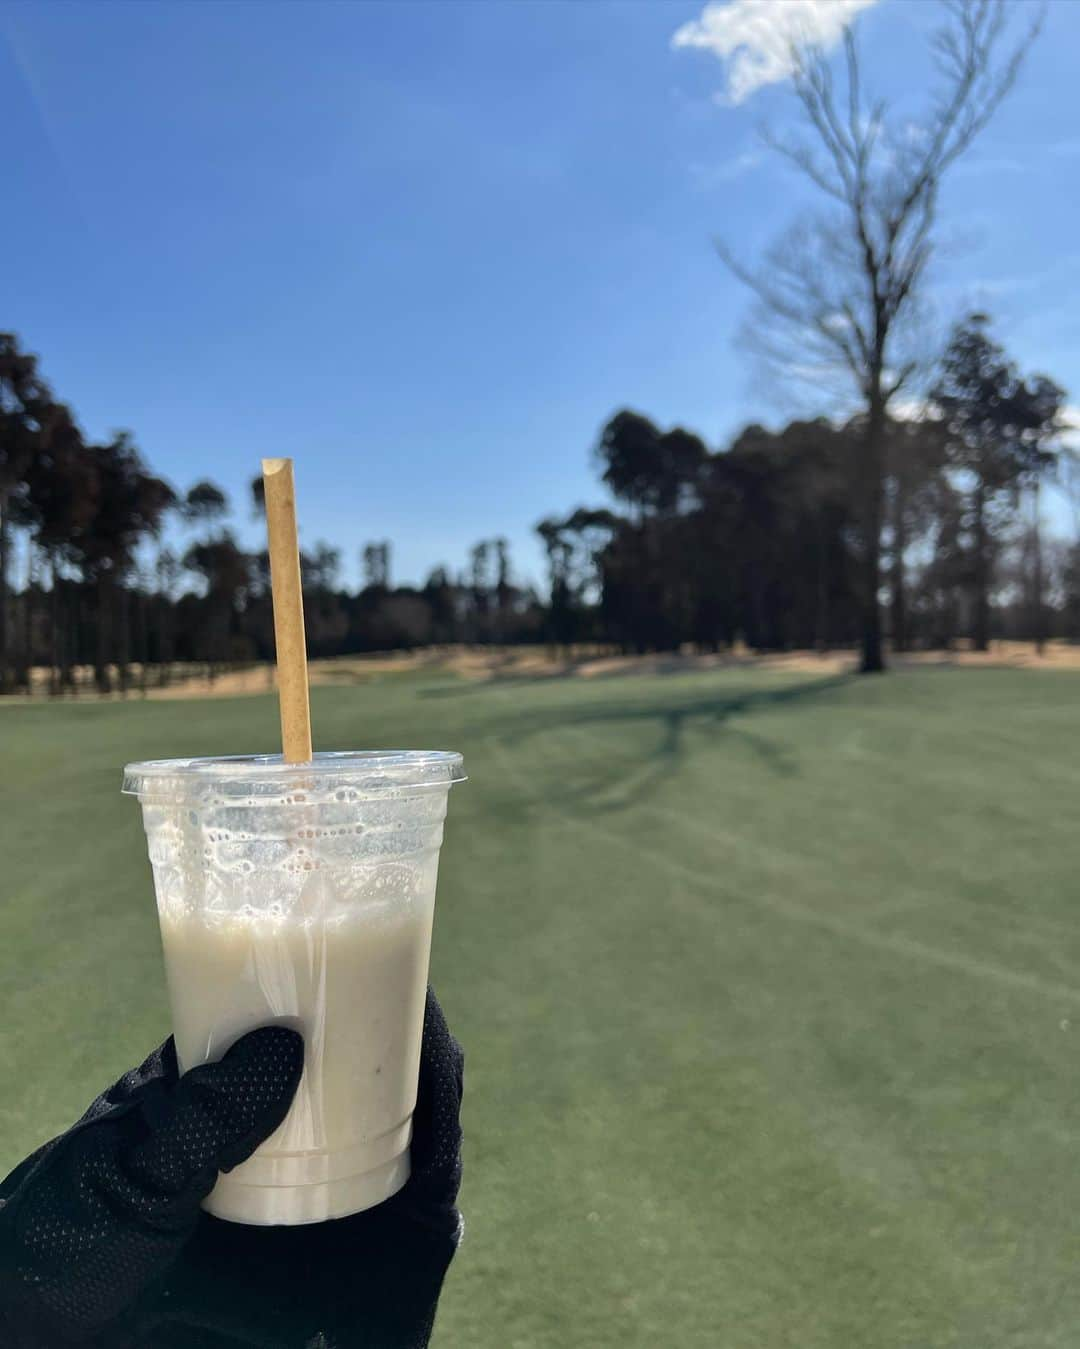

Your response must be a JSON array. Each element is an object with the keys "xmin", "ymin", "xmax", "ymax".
[{"xmin": 123, "ymin": 750, "xmax": 465, "ymax": 1226}]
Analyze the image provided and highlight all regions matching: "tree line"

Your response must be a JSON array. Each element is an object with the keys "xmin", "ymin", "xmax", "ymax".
[
  {"xmin": 0, "ymin": 332, "xmax": 547, "ymax": 694},
  {"xmin": 1, "ymin": 308, "xmax": 1073, "ymax": 697},
  {"xmin": 539, "ymin": 314, "xmax": 1072, "ymax": 657}
]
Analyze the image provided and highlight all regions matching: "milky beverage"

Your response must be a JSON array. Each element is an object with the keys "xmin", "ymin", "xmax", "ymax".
[
  {"xmin": 159, "ymin": 896, "xmax": 432, "ymax": 1224},
  {"xmin": 123, "ymin": 751, "xmax": 464, "ymax": 1226}
]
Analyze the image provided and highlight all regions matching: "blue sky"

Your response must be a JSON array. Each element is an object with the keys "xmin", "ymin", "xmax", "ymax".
[{"xmin": 1, "ymin": 0, "xmax": 1077, "ymax": 589}]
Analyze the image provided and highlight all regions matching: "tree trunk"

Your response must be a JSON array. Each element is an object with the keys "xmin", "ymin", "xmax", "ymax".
[
  {"xmin": 814, "ymin": 509, "xmax": 830, "ymax": 652},
  {"xmin": 158, "ymin": 595, "xmax": 173, "ymax": 687},
  {"xmin": 95, "ymin": 575, "xmax": 112, "ymax": 693},
  {"xmin": 61, "ymin": 584, "xmax": 77, "ymax": 693},
  {"xmin": 1032, "ymin": 481, "xmax": 1045, "ymax": 656},
  {"xmin": 0, "ymin": 490, "xmax": 9, "ymax": 693},
  {"xmin": 22, "ymin": 542, "xmax": 35, "ymax": 694},
  {"xmin": 118, "ymin": 587, "xmax": 131, "ymax": 694},
  {"xmin": 48, "ymin": 554, "xmax": 60, "ymax": 696},
  {"xmin": 972, "ymin": 482, "xmax": 990, "ymax": 652},
  {"xmin": 64, "ymin": 586, "xmax": 79, "ymax": 694},
  {"xmin": 860, "ymin": 399, "xmax": 886, "ymax": 674},
  {"xmin": 749, "ymin": 563, "xmax": 765, "ymax": 652},
  {"xmin": 139, "ymin": 589, "xmax": 149, "ymax": 696},
  {"xmin": 890, "ymin": 478, "xmax": 908, "ymax": 655}
]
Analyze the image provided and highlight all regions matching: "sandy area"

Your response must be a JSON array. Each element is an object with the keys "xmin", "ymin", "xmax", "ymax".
[{"xmin": 6, "ymin": 639, "xmax": 1074, "ymax": 703}]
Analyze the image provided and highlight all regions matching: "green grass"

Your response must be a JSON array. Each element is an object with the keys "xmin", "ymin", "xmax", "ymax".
[{"xmin": 3, "ymin": 666, "xmax": 1080, "ymax": 1348}]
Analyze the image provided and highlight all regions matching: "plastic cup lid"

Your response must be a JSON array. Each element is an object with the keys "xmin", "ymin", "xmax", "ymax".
[{"xmin": 122, "ymin": 750, "xmax": 466, "ymax": 802}]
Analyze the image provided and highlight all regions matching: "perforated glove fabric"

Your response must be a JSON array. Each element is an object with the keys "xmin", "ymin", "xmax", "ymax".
[
  {"xmin": 0, "ymin": 1027, "xmax": 304, "ymax": 1347},
  {"xmin": 129, "ymin": 990, "xmax": 465, "ymax": 1349},
  {"xmin": 0, "ymin": 990, "xmax": 464, "ymax": 1349}
]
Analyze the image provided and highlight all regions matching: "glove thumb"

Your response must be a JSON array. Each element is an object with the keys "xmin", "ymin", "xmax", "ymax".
[{"xmin": 126, "ymin": 1025, "xmax": 304, "ymax": 1203}]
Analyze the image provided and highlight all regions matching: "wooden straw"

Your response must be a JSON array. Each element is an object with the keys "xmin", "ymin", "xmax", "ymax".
[{"xmin": 261, "ymin": 458, "xmax": 312, "ymax": 763}]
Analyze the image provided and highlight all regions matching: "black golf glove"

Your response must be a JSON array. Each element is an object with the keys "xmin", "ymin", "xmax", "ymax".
[{"xmin": 0, "ymin": 990, "xmax": 464, "ymax": 1348}]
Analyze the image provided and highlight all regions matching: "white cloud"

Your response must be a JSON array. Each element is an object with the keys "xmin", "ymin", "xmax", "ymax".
[{"xmin": 672, "ymin": 0, "xmax": 880, "ymax": 106}]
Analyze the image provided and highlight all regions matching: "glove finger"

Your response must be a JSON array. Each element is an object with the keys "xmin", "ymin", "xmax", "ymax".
[
  {"xmin": 125, "ymin": 1025, "xmax": 303, "ymax": 1202},
  {"xmin": 78, "ymin": 1036, "xmax": 179, "ymax": 1128},
  {"xmin": 407, "ymin": 988, "xmax": 464, "ymax": 1208}
]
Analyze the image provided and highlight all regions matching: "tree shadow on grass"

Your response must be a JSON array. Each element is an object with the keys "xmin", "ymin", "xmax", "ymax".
[
  {"xmin": 419, "ymin": 660, "xmax": 594, "ymax": 698},
  {"xmin": 419, "ymin": 651, "xmax": 849, "ymax": 700},
  {"xmin": 480, "ymin": 674, "xmax": 853, "ymax": 817}
]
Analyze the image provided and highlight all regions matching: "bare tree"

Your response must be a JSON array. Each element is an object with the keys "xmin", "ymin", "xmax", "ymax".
[{"xmin": 719, "ymin": 0, "xmax": 1041, "ymax": 672}]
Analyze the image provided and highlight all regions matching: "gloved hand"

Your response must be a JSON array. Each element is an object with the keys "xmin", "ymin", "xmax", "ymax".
[{"xmin": 0, "ymin": 990, "xmax": 465, "ymax": 1348}]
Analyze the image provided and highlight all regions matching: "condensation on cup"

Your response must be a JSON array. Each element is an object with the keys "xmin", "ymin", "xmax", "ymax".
[{"xmin": 123, "ymin": 750, "xmax": 465, "ymax": 1226}]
